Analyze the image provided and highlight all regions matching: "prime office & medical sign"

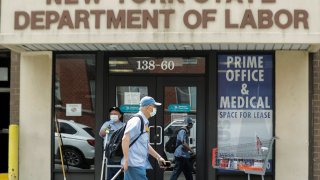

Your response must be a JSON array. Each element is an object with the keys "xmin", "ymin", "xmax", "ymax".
[{"xmin": 14, "ymin": 0, "xmax": 309, "ymax": 30}]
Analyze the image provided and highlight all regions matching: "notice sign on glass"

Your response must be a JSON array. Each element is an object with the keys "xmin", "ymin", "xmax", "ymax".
[
  {"xmin": 124, "ymin": 92, "xmax": 140, "ymax": 105},
  {"xmin": 0, "ymin": 67, "xmax": 8, "ymax": 81},
  {"xmin": 217, "ymin": 54, "xmax": 273, "ymax": 171},
  {"xmin": 66, "ymin": 104, "xmax": 82, "ymax": 116}
]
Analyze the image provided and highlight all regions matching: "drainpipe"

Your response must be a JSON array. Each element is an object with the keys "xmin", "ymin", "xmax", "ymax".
[{"xmin": 8, "ymin": 125, "xmax": 18, "ymax": 180}]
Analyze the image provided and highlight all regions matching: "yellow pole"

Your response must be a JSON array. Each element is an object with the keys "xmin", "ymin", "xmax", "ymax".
[
  {"xmin": 8, "ymin": 125, "xmax": 18, "ymax": 180},
  {"xmin": 54, "ymin": 119, "xmax": 67, "ymax": 180}
]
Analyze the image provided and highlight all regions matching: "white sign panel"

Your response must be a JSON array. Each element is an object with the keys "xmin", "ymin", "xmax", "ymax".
[
  {"xmin": 0, "ymin": 68, "xmax": 8, "ymax": 81},
  {"xmin": 66, "ymin": 104, "xmax": 82, "ymax": 116},
  {"xmin": 124, "ymin": 92, "xmax": 140, "ymax": 105}
]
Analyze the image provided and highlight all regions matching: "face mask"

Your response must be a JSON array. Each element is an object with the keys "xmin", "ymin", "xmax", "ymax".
[
  {"xmin": 150, "ymin": 107, "xmax": 157, "ymax": 117},
  {"xmin": 110, "ymin": 115, "xmax": 119, "ymax": 122}
]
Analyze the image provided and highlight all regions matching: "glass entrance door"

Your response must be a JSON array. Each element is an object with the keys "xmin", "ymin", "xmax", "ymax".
[{"xmin": 108, "ymin": 76, "xmax": 205, "ymax": 180}]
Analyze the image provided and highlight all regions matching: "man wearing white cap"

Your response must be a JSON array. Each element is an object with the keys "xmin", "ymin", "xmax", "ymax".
[{"xmin": 121, "ymin": 96, "xmax": 166, "ymax": 180}]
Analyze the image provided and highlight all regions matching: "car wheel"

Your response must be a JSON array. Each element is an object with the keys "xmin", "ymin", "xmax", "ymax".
[
  {"xmin": 191, "ymin": 158, "xmax": 196, "ymax": 174},
  {"xmin": 63, "ymin": 147, "xmax": 87, "ymax": 169},
  {"xmin": 192, "ymin": 160, "xmax": 196, "ymax": 173}
]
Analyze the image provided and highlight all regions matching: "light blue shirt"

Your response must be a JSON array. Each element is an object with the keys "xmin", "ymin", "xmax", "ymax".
[
  {"xmin": 174, "ymin": 128, "xmax": 190, "ymax": 158},
  {"xmin": 121, "ymin": 111, "xmax": 151, "ymax": 169},
  {"xmin": 100, "ymin": 120, "xmax": 124, "ymax": 147}
]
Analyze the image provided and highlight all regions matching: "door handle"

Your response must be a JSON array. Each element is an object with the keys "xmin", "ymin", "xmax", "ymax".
[
  {"xmin": 156, "ymin": 126, "xmax": 162, "ymax": 145},
  {"xmin": 149, "ymin": 126, "xmax": 155, "ymax": 145},
  {"xmin": 149, "ymin": 126, "xmax": 163, "ymax": 145}
]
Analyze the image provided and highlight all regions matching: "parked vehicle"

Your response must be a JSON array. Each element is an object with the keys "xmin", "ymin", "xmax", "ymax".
[{"xmin": 54, "ymin": 119, "xmax": 95, "ymax": 169}]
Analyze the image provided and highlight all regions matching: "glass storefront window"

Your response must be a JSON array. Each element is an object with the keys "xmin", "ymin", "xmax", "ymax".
[
  {"xmin": 163, "ymin": 86, "xmax": 197, "ymax": 178},
  {"xmin": 54, "ymin": 54, "xmax": 96, "ymax": 170},
  {"xmin": 217, "ymin": 54, "xmax": 273, "ymax": 172},
  {"xmin": 116, "ymin": 86, "xmax": 148, "ymax": 122}
]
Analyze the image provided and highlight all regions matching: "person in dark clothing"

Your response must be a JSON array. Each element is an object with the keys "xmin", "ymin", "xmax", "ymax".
[{"xmin": 170, "ymin": 117, "xmax": 195, "ymax": 180}]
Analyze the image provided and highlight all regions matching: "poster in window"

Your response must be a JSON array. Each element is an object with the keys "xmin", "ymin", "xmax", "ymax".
[
  {"xmin": 124, "ymin": 92, "xmax": 140, "ymax": 105},
  {"xmin": 66, "ymin": 104, "xmax": 82, "ymax": 116},
  {"xmin": 217, "ymin": 54, "xmax": 273, "ymax": 171}
]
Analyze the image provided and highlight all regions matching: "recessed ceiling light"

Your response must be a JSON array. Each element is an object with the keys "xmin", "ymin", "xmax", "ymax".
[
  {"xmin": 180, "ymin": 44, "xmax": 193, "ymax": 49},
  {"xmin": 108, "ymin": 44, "xmax": 118, "ymax": 49},
  {"xmin": 109, "ymin": 60, "xmax": 129, "ymax": 65}
]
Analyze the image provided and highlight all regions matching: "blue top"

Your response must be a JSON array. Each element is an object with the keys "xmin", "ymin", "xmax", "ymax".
[
  {"xmin": 121, "ymin": 111, "xmax": 152, "ymax": 169},
  {"xmin": 174, "ymin": 128, "xmax": 190, "ymax": 158},
  {"xmin": 100, "ymin": 120, "xmax": 124, "ymax": 147}
]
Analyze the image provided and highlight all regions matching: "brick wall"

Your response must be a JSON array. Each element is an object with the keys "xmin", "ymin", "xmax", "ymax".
[
  {"xmin": 313, "ymin": 51, "xmax": 320, "ymax": 180},
  {"xmin": 10, "ymin": 51, "xmax": 20, "ymax": 124},
  {"xmin": 55, "ymin": 58, "xmax": 96, "ymax": 129}
]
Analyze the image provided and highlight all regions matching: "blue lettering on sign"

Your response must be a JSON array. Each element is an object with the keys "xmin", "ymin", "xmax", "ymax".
[
  {"xmin": 120, "ymin": 104, "xmax": 140, "ymax": 113},
  {"xmin": 168, "ymin": 104, "xmax": 191, "ymax": 112}
]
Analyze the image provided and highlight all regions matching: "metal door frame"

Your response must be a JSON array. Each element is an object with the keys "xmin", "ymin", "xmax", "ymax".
[
  {"xmin": 156, "ymin": 77, "xmax": 206, "ymax": 180},
  {"xmin": 107, "ymin": 75, "xmax": 206, "ymax": 180}
]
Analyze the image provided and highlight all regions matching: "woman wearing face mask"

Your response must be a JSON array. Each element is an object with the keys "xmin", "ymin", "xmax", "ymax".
[{"xmin": 99, "ymin": 106, "xmax": 124, "ymax": 180}]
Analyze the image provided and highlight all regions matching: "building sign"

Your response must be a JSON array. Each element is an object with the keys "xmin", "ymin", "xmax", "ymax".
[
  {"xmin": 13, "ymin": 0, "xmax": 309, "ymax": 30},
  {"xmin": 109, "ymin": 57, "xmax": 205, "ymax": 74},
  {"xmin": 14, "ymin": 0, "xmax": 309, "ymax": 30},
  {"xmin": 217, "ymin": 54, "xmax": 273, "ymax": 171},
  {"xmin": 218, "ymin": 54, "xmax": 273, "ymax": 145},
  {"xmin": 2, "ymin": 0, "xmax": 319, "ymax": 44}
]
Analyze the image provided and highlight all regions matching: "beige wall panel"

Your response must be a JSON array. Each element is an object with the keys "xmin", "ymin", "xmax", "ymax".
[
  {"xmin": 19, "ymin": 52, "xmax": 52, "ymax": 180},
  {"xmin": 1, "ymin": 0, "xmax": 320, "ymax": 44},
  {"xmin": 276, "ymin": 51, "xmax": 309, "ymax": 180}
]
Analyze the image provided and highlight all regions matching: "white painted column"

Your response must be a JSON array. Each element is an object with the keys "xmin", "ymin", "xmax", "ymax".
[
  {"xmin": 19, "ymin": 52, "xmax": 52, "ymax": 180},
  {"xmin": 276, "ymin": 51, "xmax": 309, "ymax": 180}
]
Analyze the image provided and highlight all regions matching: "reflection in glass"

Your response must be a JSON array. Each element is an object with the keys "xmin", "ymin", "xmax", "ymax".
[
  {"xmin": 116, "ymin": 86, "xmax": 148, "ymax": 123},
  {"xmin": 54, "ymin": 54, "xmax": 96, "ymax": 170},
  {"xmin": 163, "ymin": 86, "xmax": 197, "ymax": 179}
]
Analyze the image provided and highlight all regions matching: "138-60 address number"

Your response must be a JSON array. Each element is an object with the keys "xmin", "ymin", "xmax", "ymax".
[{"xmin": 137, "ymin": 60, "xmax": 174, "ymax": 71}]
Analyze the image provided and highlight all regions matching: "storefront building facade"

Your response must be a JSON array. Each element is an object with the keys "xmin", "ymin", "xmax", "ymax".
[{"xmin": 1, "ymin": 0, "xmax": 319, "ymax": 179}]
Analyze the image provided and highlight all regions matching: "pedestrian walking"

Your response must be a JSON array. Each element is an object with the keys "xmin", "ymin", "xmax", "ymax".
[
  {"xmin": 170, "ymin": 117, "xmax": 195, "ymax": 180},
  {"xmin": 121, "ymin": 96, "xmax": 166, "ymax": 180}
]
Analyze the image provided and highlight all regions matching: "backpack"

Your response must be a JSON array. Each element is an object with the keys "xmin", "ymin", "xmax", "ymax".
[
  {"xmin": 105, "ymin": 114, "xmax": 144, "ymax": 162},
  {"xmin": 165, "ymin": 128, "xmax": 186, "ymax": 153}
]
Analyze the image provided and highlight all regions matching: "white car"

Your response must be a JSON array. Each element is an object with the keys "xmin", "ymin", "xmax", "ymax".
[{"xmin": 54, "ymin": 119, "xmax": 95, "ymax": 169}]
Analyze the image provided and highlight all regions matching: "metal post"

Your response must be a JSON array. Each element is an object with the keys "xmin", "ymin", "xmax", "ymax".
[
  {"xmin": 100, "ymin": 151, "xmax": 106, "ymax": 180},
  {"xmin": 8, "ymin": 125, "xmax": 19, "ymax": 180}
]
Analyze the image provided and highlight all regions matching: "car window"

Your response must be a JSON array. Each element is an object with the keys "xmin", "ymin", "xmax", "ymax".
[
  {"xmin": 59, "ymin": 122, "xmax": 77, "ymax": 134},
  {"xmin": 83, "ymin": 127, "xmax": 95, "ymax": 138}
]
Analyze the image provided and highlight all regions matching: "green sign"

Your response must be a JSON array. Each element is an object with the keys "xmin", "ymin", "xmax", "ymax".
[
  {"xmin": 168, "ymin": 104, "xmax": 191, "ymax": 112},
  {"xmin": 120, "ymin": 104, "xmax": 140, "ymax": 113}
]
